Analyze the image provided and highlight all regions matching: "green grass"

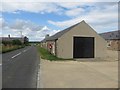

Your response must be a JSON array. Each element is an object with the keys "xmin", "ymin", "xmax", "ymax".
[
  {"xmin": 1, "ymin": 45, "xmax": 25, "ymax": 53},
  {"xmin": 37, "ymin": 46, "xmax": 65, "ymax": 61},
  {"xmin": 37, "ymin": 46, "xmax": 74, "ymax": 61}
]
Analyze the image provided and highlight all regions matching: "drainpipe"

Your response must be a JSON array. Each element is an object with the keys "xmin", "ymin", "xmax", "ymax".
[{"xmin": 55, "ymin": 39, "xmax": 58, "ymax": 56}]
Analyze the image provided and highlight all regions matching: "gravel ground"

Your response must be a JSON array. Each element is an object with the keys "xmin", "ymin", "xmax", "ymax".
[{"xmin": 38, "ymin": 50, "xmax": 118, "ymax": 88}]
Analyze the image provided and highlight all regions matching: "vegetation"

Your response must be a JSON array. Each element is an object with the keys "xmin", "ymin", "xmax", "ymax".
[
  {"xmin": 37, "ymin": 46, "xmax": 63, "ymax": 61},
  {"xmin": 2, "ymin": 45, "xmax": 25, "ymax": 53},
  {"xmin": 37, "ymin": 46, "xmax": 73, "ymax": 61},
  {"xmin": 2, "ymin": 39, "xmax": 23, "ymax": 46},
  {"xmin": 1, "ymin": 39, "xmax": 26, "ymax": 53},
  {"xmin": 24, "ymin": 36, "xmax": 29, "ymax": 45},
  {"xmin": 2, "ymin": 41, "xmax": 12, "ymax": 46},
  {"xmin": 12, "ymin": 39, "xmax": 22, "ymax": 45}
]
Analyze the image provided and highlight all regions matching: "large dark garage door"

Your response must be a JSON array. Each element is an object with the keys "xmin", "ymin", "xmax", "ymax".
[{"xmin": 73, "ymin": 37, "xmax": 94, "ymax": 58}]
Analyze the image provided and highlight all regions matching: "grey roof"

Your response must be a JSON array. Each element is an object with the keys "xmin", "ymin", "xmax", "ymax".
[
  {"xmin": 99, "ymin": 30, "xmax": 120, "ymax": 40},
  {"xmin": 1, "ymin": 37, "xmax": 24, "ymax": 41},
  {"xmin": 41, "ymin": 20, "xmax": 84, "ymax": 42},
  {"xmin": 41, "ymin": 38, "xmax": 47, "ymax": 43}
]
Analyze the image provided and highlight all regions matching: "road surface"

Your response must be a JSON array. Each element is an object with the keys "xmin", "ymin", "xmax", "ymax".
[
  {"xmin": 2, "ymin": 46, "xmax": 40, "ymax": 88},
  {"xmin": 0, "ymin": 53, "xmax": 2, "ymax": 90}
]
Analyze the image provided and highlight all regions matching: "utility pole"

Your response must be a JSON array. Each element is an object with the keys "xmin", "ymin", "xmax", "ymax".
[
  {"xmin": 20, "ymin": 31, "xmax": 23, "ymax": 38},
  {"xmin": 19, "ymin": 31, "xmax": 24, "ymax": 44}
]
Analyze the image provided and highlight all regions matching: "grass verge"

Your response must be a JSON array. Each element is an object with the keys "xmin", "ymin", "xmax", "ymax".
[
  {"xmin": 37, "ymin": 46, "xmax": 73, "ymax": 61},
  {"xmin": 1, "ymin": 45, "xmax": 25, "ymax": 53}
]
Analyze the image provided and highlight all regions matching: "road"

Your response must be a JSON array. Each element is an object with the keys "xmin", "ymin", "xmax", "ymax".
[
  {"xmin": 2, "ymin": 46, "xmax": 40, "ymax": 88},
  {"xmin": 0, "ymin": 53, "xmax": 2, "ymax": 90}
]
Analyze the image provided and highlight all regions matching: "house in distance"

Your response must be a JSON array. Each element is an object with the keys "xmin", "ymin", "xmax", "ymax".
[
  {"xmin": 100, "ymin": 30, "xmax": 120, "ymax": 51},
  {"xmin": 1, "ymin": 35, "xmax": 29, "ymax": 45},
  {"xmin": 41, "ymin": 20, "xmax": 107, "ymax": 59}
]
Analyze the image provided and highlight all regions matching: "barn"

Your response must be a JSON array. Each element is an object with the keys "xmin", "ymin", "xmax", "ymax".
[{"xmin": 41, "ymin": 20, "xmax": 107, "ymax": 59}]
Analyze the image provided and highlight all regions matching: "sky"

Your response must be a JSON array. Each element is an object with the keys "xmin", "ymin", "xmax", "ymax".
[{"xmin": 0, "ymin": 0, "xmax": 119, "ymax": 41}]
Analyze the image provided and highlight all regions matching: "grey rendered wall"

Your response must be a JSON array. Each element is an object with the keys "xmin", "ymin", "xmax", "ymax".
[{"xmin": 56, "ymin": 21, "xmax": 107, "ymax": 59}]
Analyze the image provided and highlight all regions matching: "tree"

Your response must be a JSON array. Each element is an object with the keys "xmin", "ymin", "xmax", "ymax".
[
  {"xmin": 24, "ymin": 36, "xmax": 29, "ymax": 45},
  {"xmin": 12, "ymin": 39, "xmax": 22, "ymax": 45}
]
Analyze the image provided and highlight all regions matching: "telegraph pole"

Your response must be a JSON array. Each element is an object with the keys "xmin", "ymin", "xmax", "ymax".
[{"xmin": 20, "ymin": 31, "xmax": 23, "ymax": 38}]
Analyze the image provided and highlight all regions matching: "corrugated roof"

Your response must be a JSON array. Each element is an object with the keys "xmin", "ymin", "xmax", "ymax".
[
  {"xmin": 99, "ymin": 30, "xmax": 120, "ymax": 40},
  {"xmin": 41, "ymin": 20, "xmax": 84, "ymax": 42}
]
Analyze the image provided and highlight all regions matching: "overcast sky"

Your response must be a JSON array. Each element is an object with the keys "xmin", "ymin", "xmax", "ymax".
[{"xmin": 1, "ymin": 0, "xmax": 119, "ymax": 41}]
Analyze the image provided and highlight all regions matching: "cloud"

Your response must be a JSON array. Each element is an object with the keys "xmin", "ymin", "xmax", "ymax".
[
  {"xmin": 9, "ymin": 19, "xmax": 44, "ymax": 31},
  {"xmin": 65, "ymin": 8, "xmax": 85, "ymax": 17},
  {"xmin": 48, "ymin": 2, "xmax": 118, "ymax": 33},
  {"xmin": 0, "ymin": 18, "xmax": 8, "ymax": 28},
  {"xmin": 2, "ymin": 0, "xmax": 120, "ymax": 2},
  {"xmin": 1, "ymin": 18, "xmax": 60, "ymax": 41},
  {"xmin": 2, "ymin": 2, "xmax": 63, "ymax": 14},
  {"xmin": 56, "ymin": 2, "xmax": 87, "ymax": 9},
  {"xmin": 1, "ymin": 1, "xmax": 118, "ymax": 40},
  {"xmin": 2, "ymin": 1, "xmax": 118, "ymax": 14}
]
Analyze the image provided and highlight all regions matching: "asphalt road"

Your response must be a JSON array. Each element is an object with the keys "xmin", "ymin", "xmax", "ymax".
[
  {"xmin": 0, "ymin": 54, "xmax": 2, "ymax": 90},
  {"xmin": 2, "ymin": 46, "xmax": 40, "ymax": 88},
  {"xmin": 0, "ymin": 66, "xmax": 1, "ymax": 90}
]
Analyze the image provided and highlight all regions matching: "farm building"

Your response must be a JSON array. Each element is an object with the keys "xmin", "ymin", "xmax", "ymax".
[
  {"xmin": 41, "ymin": 20, "xmax": 107, "ymax": 59},
  {"xmin": 100, "ymin": 30, "xmax": 120, "ymax": 51}
]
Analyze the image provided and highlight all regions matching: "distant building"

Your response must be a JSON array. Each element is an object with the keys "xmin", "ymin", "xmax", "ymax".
[
  {"xmin": 1, "ymin": 35, "xmax": 29, "ymax": 44},
  {"xmin": 100, "ymin": 30, "xmax": 120, "ymax": 51},
  {"xmin": 41, "ymin": 20, "xmax": 106, "ymax": 59}
]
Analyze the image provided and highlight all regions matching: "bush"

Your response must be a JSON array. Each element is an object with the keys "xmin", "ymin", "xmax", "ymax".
[
  {"xmin": 12, "ymin": 39, "xmax": 22, "ymax": 45},
  {"xmin": 1, "ymin": 39, "xmax": 25, "ymax": 53},
  {"xmin": 2, "ymin": 41, "xmax": 12, "ymax": 46}
]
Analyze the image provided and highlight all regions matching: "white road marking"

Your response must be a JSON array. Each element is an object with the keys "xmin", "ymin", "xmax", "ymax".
[
  {"xmin": 11, "ymin": 52, "xmax": 21, "ymax": 59},
  {"xmin": 23, "ymin": 50, "xmax": 27, "ymax": 52},
  {"xmin": 0, "ymin": 64, "xmax": 2, "ymax": 66},
  {"xmin": 23, "ymin": 48, "xmax": 30, "ymax": 53}
]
